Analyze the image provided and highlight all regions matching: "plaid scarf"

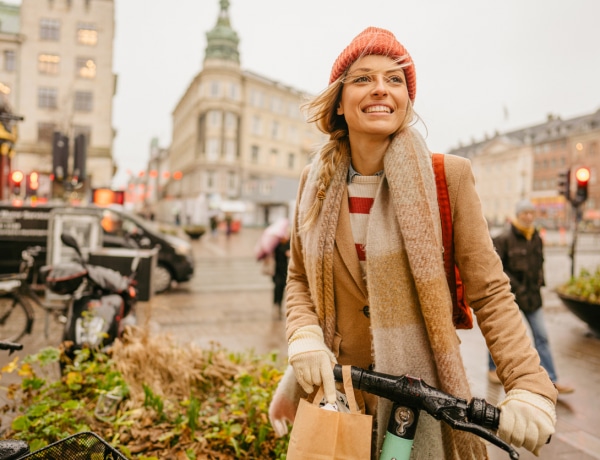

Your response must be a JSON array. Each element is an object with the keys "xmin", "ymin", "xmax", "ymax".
[{"xmin": 298, "ymin": 127, "xmax": 487, "ymax": 459}]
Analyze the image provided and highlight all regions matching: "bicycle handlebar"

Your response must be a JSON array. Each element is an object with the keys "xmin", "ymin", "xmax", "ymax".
[
  {"xmin": 0, "ymin": 341, "xmax": 23, "ymax": 354},
  {"xmin": 333, "ymin": 364, "xmax": 519, "ymax": 460}
]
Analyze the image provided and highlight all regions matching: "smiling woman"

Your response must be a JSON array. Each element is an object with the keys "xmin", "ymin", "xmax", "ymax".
[{"xmin": 267, "ymin": 26, "xmax": 559, "ymax": 459}]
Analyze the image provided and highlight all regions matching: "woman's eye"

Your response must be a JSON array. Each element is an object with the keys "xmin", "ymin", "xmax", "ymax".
[
  {"xmin": 353, "ymin": 75, "xmax": 370, "ymax": 83},
  {"xmin": 387, "ymin": 75, "xmax": 404, "ymax": 84}
]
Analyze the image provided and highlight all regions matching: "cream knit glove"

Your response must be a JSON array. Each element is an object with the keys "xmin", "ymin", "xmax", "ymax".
[
  {"xmin": 288, "ymin": 325, "xmax": 337, "ymax": 404},
  {"xmin": 498, "ymin": 389, "xmax": 556, "ymax": 455}
]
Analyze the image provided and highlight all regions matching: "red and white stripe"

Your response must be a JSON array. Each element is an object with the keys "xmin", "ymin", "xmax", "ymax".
[{"xmin": 348, "ymin": 175, "xmax": 381, "ymax": 270}]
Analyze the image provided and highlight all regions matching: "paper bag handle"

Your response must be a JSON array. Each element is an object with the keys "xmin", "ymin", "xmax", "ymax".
[{"xmin": 311, "ymin": 365, "xmax": 362, "ymax": 414}]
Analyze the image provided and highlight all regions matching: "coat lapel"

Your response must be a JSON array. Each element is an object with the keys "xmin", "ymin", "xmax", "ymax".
[{"xmin": 335, "ymin": 186, "xmax": 368, "ymax": 298}]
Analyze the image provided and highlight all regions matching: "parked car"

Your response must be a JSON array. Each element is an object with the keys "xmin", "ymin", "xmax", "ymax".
[{"xmin": 0, "ymin": 202, "xmax": 194, "ymax": 293}]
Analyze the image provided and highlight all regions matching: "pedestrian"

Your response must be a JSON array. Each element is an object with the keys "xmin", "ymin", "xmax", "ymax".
[
  {"xmin": 272, "ymin": 233, "xmax": 291, "ymax": 320},
  {"xmin": 488, "ymin": 199, "xmax": 574, "ymax": 394},
  {"xmin": 268, "ymin": 27, "xmax": 557, "ymax": 458},
  {"xmin": 224, "ymin": 213, "xmax": 233, "ymax": 237},
  {"xmin": 209, "ymin": 214, "xmax": 219, "ymax": 237}
]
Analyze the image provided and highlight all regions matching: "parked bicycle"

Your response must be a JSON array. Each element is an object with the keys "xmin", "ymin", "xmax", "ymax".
[
  {"xmin": 0, "ymin": 246, "xmax": 70, "ymax": 342},
  {"xmin": 332, "ymin": 364, "xmax": 521, "ymax": 460}
]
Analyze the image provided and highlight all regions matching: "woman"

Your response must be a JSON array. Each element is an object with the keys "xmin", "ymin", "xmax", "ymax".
[{"xmin": 269, "ymin": 27, "xmax": 556, "ymax": 458}]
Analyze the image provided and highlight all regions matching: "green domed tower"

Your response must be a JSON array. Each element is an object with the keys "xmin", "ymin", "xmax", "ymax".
[{"xmin": 204, "ymin": 0, "xmax": 240, "ymax": 65}]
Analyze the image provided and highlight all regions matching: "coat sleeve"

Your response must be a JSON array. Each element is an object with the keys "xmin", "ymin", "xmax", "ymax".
[
  {"xmin": 285, "ymin": 165, "xmax": 321, "ymax": 343},
  {"xmin": 444, "ymin": 155, "xmax": 557, "ymax": 404}
]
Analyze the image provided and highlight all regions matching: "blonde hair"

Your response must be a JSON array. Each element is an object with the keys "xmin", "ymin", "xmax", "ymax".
[{"xmin": 299, "ymin": 76, "xmax": 415, "ymax": 230}]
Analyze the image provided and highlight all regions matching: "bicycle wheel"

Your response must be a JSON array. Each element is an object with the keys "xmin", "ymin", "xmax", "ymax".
[{"xmin": 0, "ymin": 293, "xmax": 32, "ymax": 342}]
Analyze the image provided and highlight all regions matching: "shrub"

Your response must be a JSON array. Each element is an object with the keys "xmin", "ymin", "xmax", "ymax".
[{"xmin": 0, "ymin": 327, "xmax": 290, "ymax": 459}]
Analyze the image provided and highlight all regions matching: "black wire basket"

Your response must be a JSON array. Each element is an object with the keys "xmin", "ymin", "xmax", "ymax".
[{"xmin": 18, "ymin": 432, "xmax": 127, "ymax": 459}]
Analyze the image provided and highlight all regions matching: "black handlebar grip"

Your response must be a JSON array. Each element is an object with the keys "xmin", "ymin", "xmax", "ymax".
[
  {"xmin": 468, "ymin": 397, "xmax": 500, "ymax": 431},
  {"xmin": 0, "ymin": 341, "xmax": 23, "ymax": 351}
]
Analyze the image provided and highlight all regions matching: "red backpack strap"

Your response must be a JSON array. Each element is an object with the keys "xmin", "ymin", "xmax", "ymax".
[{"xmin": 432, "ymin": 153, "xmax": 473, "ymax": 329}]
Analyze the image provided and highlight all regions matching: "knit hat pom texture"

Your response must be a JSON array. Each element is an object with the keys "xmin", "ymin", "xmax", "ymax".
[{"xmin": 329, "ymin": 26, "xmax": 416, "ymax": 101}]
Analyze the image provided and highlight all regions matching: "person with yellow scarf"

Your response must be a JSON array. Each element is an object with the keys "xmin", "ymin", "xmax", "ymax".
[{"xmin": 490, "ymin": 199, "xmax": 574, "ymax": 394}]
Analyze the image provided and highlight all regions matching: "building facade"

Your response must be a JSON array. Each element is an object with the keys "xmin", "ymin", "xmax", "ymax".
[
  {"xmin": 149, "ymin": 0, "xmax": 324, "ymax": 227},
  {"xmin": 449, "ymin": 110, "xmax": 600, "ymax": 229},
  {"xmin": 0, "ymin": 0, "xmax": 116, "ymax": 201}
]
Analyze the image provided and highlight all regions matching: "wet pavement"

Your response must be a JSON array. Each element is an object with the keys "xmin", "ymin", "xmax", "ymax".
[{"xmin": 3, "ymin": 226, "xmax": 600, "ymax": 459}]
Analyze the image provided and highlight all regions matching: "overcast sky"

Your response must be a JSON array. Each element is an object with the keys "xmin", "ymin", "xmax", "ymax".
[{"xmin": 12, "ymin": 0, "xmax": 600, "ymax": 188}]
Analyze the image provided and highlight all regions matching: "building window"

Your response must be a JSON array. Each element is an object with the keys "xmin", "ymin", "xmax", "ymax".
[
  {"xmin": 38, "ymin": 54, "xmax": 60, "ymax": 74},
  {"xmin": 225, "ymin": 112, "xmax": 237, "ymax": 130},
  {"xmin": 229, "ymin": 83, "xmax": 239, "ymax": 100},
  {"xmin": 77, "ymin": 23, "xmax": 97, "ymax": 46},
  {"xmin": 38, "ymin": 87, "xmax": 58, "ymax": 109},
  {"xmin": 4, "ymin": 50, "xmax": 15, "ymax": 72},
  {"xmin": 252, "ymin": 115, "xmax": 262, "ymax": 135},
  {"xmin": 74, "ymin": 91, "xmax": 93, "ymax": 112},
  {"xmin": 251, "ymin": 145, "xmax": 259, "ymax": 164},
  {"xmin": 270, "ymin": 148, "xmax": 278, "ymax": 167},
  {"xmin": 37, "ymin": 122, "xmax": 56, "ymax": 143},
  {"xmin": 40, "ymin": 18, "xmax": 60, "ymax": 41},
  {"xmin": 271, "ymin": 96, "xmax": 282, "ymax": 113},
  {"xmin": 227, "ymin": 171, "xmax": 236, "ymax": 191},
  {"xmin": 250, "ymin": 89, "xmax": 263, "ymax": 108},
  {"xmin": 209, "ymin": 110, "xmax": 221, "ymax": 128},
  {"xmin": 288, "ymin": 152, "xmax": 295, "ymax": 170},
  {"xmin": 224, "ymin": 139, "xmax": 236, "ymax": 162},
  {"xmin": 271, "ymin": 121, "xmax": 279, "ymax": 140},
  {"xmin": 206, "ymin": 170, "xmax": 215, "ymax": 189},
  {"xmin": 206, "ymin": 138, "xmax": 220, "ymax": 162},
  {"xmin": 210, "ymin": 81, "xmax": 220, "ymax": 97},
  {"xmin": 76, "ymin": 57, "xmax": 96, "ymax": 78}
]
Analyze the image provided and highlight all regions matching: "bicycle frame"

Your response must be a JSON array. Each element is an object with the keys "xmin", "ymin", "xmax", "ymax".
[{"xmin": 332, "ymin": 364, "xmax": 519, "ymax": 460}]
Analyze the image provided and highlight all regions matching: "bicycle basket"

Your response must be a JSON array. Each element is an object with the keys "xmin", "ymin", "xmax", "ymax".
[
  {"xmin": 45, "ymin": 262, "xmax": 87, "ymax": 295},
  {"xmin": 18, "ymin": 431, "xmax": 127, "ymax": 459}
]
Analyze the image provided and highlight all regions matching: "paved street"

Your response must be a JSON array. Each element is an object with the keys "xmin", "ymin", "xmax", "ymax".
[{"xmin": 2, "ymin": 226, "xmax": 600, "ymax": 459}]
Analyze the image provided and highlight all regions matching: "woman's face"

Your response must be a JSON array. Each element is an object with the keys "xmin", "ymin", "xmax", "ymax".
[{"xmin": 337, "ymin": 54, "xmax": 410, "ymax": 141}]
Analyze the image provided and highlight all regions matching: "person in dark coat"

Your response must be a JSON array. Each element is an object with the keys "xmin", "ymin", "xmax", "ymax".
[
  {"xmin": 489, "ymin": 199, "xmax": 574, "ymax": 394},
  {"xmin": 272, "ymin": 235, "xmax": 290, "ymax": 319}
]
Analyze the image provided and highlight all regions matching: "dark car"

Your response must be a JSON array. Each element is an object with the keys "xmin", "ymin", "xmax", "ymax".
[{"xmin": 0, "ymin": 203, "xmax": 194, "ymax": 293}]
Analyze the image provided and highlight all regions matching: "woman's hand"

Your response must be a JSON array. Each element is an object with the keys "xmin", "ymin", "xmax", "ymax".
[
  {"xmin": 497, "ymin": 389, "xmax": 556, "ymax": 455},
  {"xmin": 287, "ymin": 325, "xmax": 337, "ymax": 403}
]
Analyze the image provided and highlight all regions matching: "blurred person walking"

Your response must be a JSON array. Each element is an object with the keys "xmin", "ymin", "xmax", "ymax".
[{"xmin": 489, "ymin": 199, "xmax": 574, "ymax": 395}]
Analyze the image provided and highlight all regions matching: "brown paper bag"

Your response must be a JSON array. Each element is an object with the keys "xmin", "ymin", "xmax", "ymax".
[{"xmin": 287, "ymin": 366, "xmax": 372, "ymax": 460}]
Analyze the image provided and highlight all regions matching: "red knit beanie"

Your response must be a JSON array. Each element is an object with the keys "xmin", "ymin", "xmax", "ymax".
[{"xmin": 329, "ymin": 27, "xmax": 416, "ymax": 101}]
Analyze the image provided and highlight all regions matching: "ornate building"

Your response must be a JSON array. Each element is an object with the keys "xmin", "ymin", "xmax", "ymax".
[
  {"xmin": 150, "ymin": 0, "xmax": 324, "ymax": 227},
  {"xmin": 0, "ymin": 0, "xmax": 116, "ymax": 201},
  {"xmin": 449, "ymin": 110, "xmax": 600, "ymax": 229}
]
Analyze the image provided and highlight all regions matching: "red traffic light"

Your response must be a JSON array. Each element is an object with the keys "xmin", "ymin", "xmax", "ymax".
[
  {"xmin": 10, "ymin": 170, "xmax": 24, "ymax": 184},
  {"xmin": 575, "ymin": 167, "xmax": 590, "ymax": 185}
]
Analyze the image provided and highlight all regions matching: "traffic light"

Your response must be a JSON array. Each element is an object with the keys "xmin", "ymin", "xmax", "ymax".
[
  {"xmin": 73, "ymin": 133, "xmax": 87, "ymax": 182},
  {"xmin": 557, "ymin": 169, "xmax": 571, "ymax": 201},
  {"xmin": 10, "ymin": 170, "xmax": 23, "ymax": 196},
  {"xmin": 26, "ymin": 171, "xmax": 39, "ymax": 196},
  {"xmin": 573, "ymin": 167, "xmax": 590, "ymax": 206},
  {"xmin": 52, "ymin": 131, "xmax": 69, "ymax": 182}
]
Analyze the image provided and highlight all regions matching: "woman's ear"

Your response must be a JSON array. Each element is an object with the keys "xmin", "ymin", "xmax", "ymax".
[{"xmin": 336, "ymin": 102, "xmax": 344, "ymax": 116}]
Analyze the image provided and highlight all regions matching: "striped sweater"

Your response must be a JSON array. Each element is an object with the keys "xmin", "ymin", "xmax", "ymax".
[{"xmin": 348, "ymin": 175, "xmax": 382, "ymax": 273}]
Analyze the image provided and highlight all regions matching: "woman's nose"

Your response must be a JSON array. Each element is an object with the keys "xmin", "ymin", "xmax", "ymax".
[{"xmin": 372, "ymin": 76, "xmax": 388, "ymax": 95}]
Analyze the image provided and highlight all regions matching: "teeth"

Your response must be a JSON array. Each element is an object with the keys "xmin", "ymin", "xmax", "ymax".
[{"xmin": 364, "ymin": 105, "xmax": 391, "ymax": 113}]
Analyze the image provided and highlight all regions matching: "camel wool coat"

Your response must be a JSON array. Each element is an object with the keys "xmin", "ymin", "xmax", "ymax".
[{"xmin": 285, "ymin": 153, "xmax": 558, "ymax": 403}]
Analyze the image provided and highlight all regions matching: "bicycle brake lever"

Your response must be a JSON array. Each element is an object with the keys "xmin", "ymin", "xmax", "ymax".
[{"xmin": 437, "ymin": 410, "xmax": 519, "ymax": 460}]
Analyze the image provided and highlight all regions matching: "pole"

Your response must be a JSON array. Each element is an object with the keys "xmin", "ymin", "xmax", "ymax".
[{"xmin": 569, "ymin": 206, "xmax": 583, "ymax": 278}]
